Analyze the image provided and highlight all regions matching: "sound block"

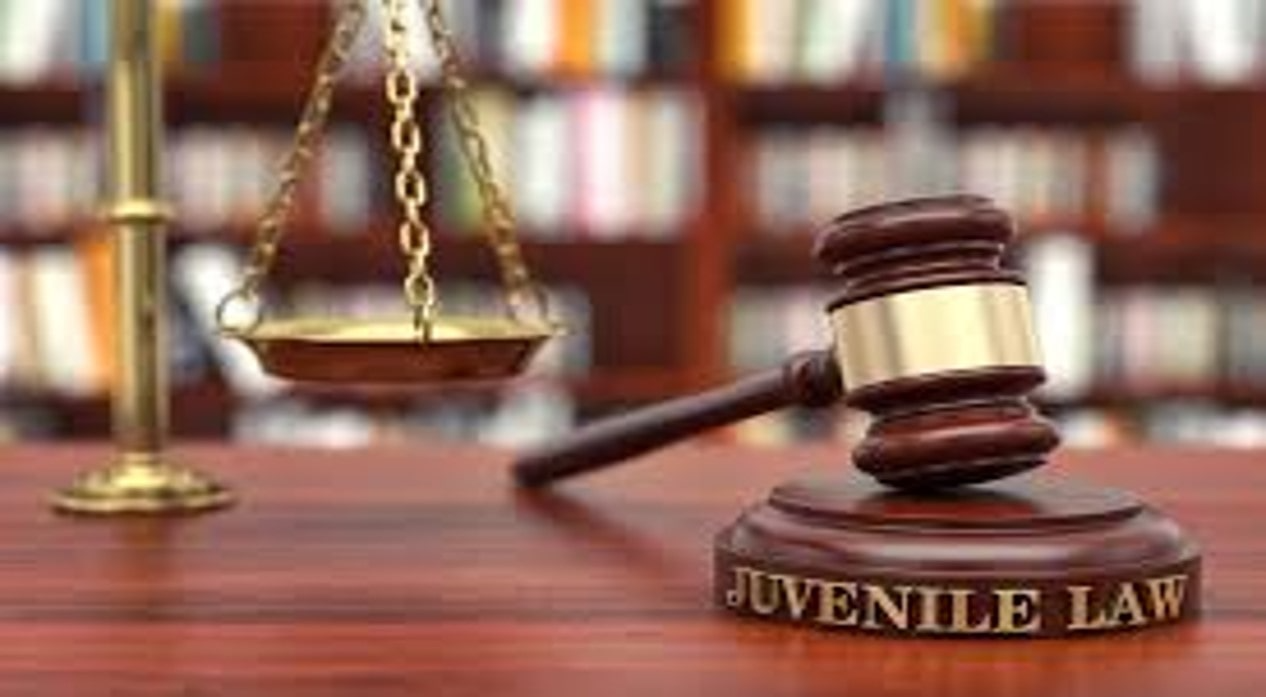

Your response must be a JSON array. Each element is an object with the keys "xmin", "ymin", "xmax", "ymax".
[{"xmin": 715, "ymin": 474, "xmax": 1199, "ymax": 638}]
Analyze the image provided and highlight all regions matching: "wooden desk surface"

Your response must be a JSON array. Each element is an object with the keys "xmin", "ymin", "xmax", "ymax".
[{"xmin": 0, "ymin": 443, "xmax": 1261, "ymax": 695}]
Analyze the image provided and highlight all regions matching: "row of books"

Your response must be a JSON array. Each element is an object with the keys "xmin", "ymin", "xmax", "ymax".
[
  {"xmin": 349, "ymin": 0, "xmax": 693, "ymax": 80},
  {"xmin": 750, "ymin": 126, "xmax": 1160, "ymax": 233},
  {"xmin": 171, "ymin": 126, "xmax": 372, "ymax": 234},
  {"xmin": 0, "ymin": 0, "xmax": 217, "ymax": 84},
  {"xmin": 2, "ymin": 100, "xmax": 700, "ymax": 240},
  {"xmin": 719, "ymin": 0, "xmax": 1001, "ymax": 84},
  {"xmin": 0, "ymin": 241, "xmax": 209, "ymax": 397},
  {"xmin": 436, "ymin": 88, "xmax": 701, "ymax": 238},
  {"xmin": 1027, "ymin": 234, "xmax": 1266, "ymax": 398},
  {"xmin": 1131, "ymin": 0, "xmax": 1266, "ymax": 85},
  {"xmin": 0, "ymin": 126, "xmax": 373, "ymax": 235}
]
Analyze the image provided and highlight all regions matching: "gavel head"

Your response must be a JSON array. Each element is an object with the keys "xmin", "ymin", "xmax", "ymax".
[{"xmin": 815, "ymin": 195, "xmax": 1060, "ymax": 490}]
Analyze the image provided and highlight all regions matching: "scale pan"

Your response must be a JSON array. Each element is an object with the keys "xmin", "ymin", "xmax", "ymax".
[{"xmin": 230, "ymin": 316, "xmax": 559, "ymax": 384}]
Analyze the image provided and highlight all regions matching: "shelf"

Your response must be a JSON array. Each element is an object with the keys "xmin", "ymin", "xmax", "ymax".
[
  {"xmin": 726, "ymin": 73, "xmax": 1256, "ymax": 125},
  {"xmin": 0, "ymin": 70, "xmax": 698, "ymax": 128},
  {"xmin": 0, "ymin": 74, "xmax": 384, "ymax": 127},
  {"xmin": 947, "ymin": 70, "xmax": 1160, "ymax": 124},
  {"xmin": 730, "ymin": 85, "xmax": 883, "ymax": 124},
  {"xmin": 0, "ymin": 84, "xmax": 83, "ymax": 124}
]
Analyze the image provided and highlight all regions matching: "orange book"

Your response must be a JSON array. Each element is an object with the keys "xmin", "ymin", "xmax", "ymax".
[
  {"xmin": 716, "ymin": 0, "xmax": 749, "ymax": 81},
  {"xmin": 939, "ymin": 0, "xmax": 968, "ymax": 78},
  {"xmin": 556, "ymin": 0, "xmax": 596, "ymax": 77},
  {"xmin": 76, "ymin": 230, "xmax": 117, "ymax": 394}
]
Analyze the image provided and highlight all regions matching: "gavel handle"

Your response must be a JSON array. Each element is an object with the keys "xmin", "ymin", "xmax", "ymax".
[{"xmin": 513, "ymin": 350, "xmax": 842, "ymax": 487}]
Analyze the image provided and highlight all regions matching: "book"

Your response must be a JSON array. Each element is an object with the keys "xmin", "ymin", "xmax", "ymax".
[
  {"xmin": 26, "ymin": 247, "xmax": 99, "ymax": 395},
  {"xmin": 0, "ymin": 250, "xmax": 17, "ymax": 386},
  {"xmin": 1024, "ymin": 234, "xmax": 1095, "ymax": 399},
  {"xmin": 171, "ymin": 245, "xmax": 281, "ymax": 399}
]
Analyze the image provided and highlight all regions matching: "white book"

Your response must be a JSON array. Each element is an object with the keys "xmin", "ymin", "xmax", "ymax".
[
  {"xmin": 175, "ymin": 128, "xmax": 222, "ymax": 232},
  {"xmin": 806, "ymin": 127, "xmax": 844, "ymax": 224},
  {"xmin": 1024, "ymin": 234, "xmax": 1094, "ymax": 399},
  {"xmin": 1105, "ymin": 128, "xmax": 1160, "ymax": 231},
  {"xmin": 752, "ymin": 133, "xmax": 783, "ymax": 227},
  {"xmin": 596, "ymin": 0, "xmax": 648, "ymax": 77},
  {"xmin": 0, "ymin": 0, "xmax": 67, "ymax": 83},
  {"xmin": 513, "ymin": 96, "xmax": 571, "ymax": 234},
  {"xmin": 801, "ymin": 0, "xmax": 876, "ymax": 83},
  {"xmin": 28, "ymin": 248, "xmax": 98, "ymax": 395},
  {"xmin": 1131, "ymin": 0, "xmax": 1184, "ymax": 83},
  {"xmin": 642, "ymin": 91, "xmax": 698, "ymax": 235},
  {"xmin": 577, "ymin": 89, "xmax": 633, "ymax": 236},
  {"xmin": 17, "ymin": 129, "xmax": 61, "ymax": 226},
  {"xmin": 0, "ymin": 250, "xmax": 18, "ymax": 384},
  {"xmin": 503, "ymin": 0, "xmax": 558, "ymax": 76},
  {"xmin": 749, "ymin": 0, "xmax": 801, "ymax": 83},
  {"xmin": 68, "ymin": 130, "xmax": 101, "ymax": 217},
  {"xmin": 831, "ymin": 131, "xmax": 860, "ymax": 214},
  {"xmin": 1181, "ymin": 0, "xmax": 1260, "ymax": 83},
  {"xmin": 172, "ymin": 245, "xmax": 281, "ymax": 398}
]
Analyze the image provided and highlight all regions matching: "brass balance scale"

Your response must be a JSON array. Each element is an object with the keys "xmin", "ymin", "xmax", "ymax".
[{"xmin": 52, "ymin": 0, "xmax": 560, "ymax": 514}]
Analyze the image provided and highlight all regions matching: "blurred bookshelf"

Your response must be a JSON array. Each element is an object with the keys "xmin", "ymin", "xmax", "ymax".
[{"xmin": 6, "ymin": 0, "xmax": 1266, "ymax": 448}]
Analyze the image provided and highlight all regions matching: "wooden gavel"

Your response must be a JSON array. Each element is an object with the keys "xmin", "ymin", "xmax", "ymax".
[{"xmin": 514, "ymin": 196, "xmax": 1060, "ymax": 491}]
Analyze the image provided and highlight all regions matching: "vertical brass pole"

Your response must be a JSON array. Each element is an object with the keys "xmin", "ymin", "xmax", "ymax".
[{"xmin": 52, "ymin": 0, "xmax": 233, "ymax": 514}]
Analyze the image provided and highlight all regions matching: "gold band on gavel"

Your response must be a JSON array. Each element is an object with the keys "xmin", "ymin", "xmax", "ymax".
[{"xmin": 831, "ymin": 283, "xmax": 1042, "ymax": 390}]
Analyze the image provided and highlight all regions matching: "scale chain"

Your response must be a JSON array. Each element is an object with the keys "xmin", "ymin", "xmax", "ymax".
[
  {"xmin": 216, "ymin": 0, "xmax": 552, "ymax": 337},
  {"xmin": 215, "ymin": 0, "xmax": 367, "ymax": 334},
  {"xmin": 418, "ymin": 0, "xmax": 550, "ymax": 324},
  {"xmin": 381, "ymin": 0, "xmax": 440, "ymax": 339}
]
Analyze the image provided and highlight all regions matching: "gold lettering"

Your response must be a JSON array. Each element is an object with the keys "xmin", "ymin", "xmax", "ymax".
[
  {"xmin": 1066, "ymin": 585, "xmax": 1108, "ymax": 631},
  {"xmin": 725, "ymin": 567, "xmax": 751, "ymax": 609},
  {"xmin": 748, "ymin": 569, "xmax": 780, "ymax": 616},
  {"xmin": 915, "ymin": 586, "xmax": 948, "ymax": 633},
  {"xmin": 994, "ymin": 589, "xmax": 1043, "ymax": 634},
  {"xmin": 1106, "ymin": 583, "xmax": 1147, "ymax": 628},
  {"xmin": 1145, "ymin": 575, "xmax": 1188, "ymax": 622},
  {"xmin": 817, "ymin": 581, "xmax": 860, "ymax": 626},
  {"xmin": 862, "ymin": 585, "xmax": 913, "ymax": 630},
  {"xmin": 774, "ymin": 574, "xmax": 816, "ymax": 621},
  {"xmin": 947, "ymin": 589, "xmax": 993, "ymax": 633}
]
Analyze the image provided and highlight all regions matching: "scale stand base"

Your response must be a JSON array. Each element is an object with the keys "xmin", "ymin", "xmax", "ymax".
[
  {"xmin": 52, "ymin": 452, "xmax": 235, "ymax": 515},
  {"xmin": 715, "ymin": 473, "xmax": 1200, "ymax": 638}
]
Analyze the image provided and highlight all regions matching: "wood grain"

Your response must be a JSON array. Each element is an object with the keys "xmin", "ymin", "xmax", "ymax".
[{"xmin": 0, "ymin": 443, "xmax": 1261, "ymax": 695}]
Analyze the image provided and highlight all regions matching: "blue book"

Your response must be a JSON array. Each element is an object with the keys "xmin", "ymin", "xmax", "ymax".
[{"xmin": 79, "ymin": 0, "xmax": 109, "ymax": 77}]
